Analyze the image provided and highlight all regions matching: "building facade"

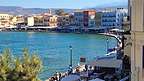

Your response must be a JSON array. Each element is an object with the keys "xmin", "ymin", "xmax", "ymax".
[
  {"xmin": 0, "ymin": 14, "xmax": 13, "ymax": 28},
  {"xmin": 131, "ymin": 0, "xmax": 144, "ymax": 81},
  {"xmin": 44, "ymin": 15, "xmax": 58, "ymax": 27},
  {"xmin": 12, "ymin": 16, "xmax": 27, "ymax": 27},
  {"xmin": 27, "ymin": 15, "xmax": 44, "ymax": 26},
  {"xmin": 83, "ymin": 10, "xmax": 96, "ymax": 28},
  {"xmin": 74, "ymin": 10, "xmax": 84, "ymax": 27},
  {"xmin": 0, "ymin": 14, "xmax": 13, "ymax": 20},
  {"xmin": 95, "ymin": 12, "xmax": 102, "ymax": 28},
  {"xmin": 101, "ymin": 8, "xmax": 128, "ymax": 29},
  {"xmin": 57, "ymin": 15, "xmax": 71, "ymax": 27}
]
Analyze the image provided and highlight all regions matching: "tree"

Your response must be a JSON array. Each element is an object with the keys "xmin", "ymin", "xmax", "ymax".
[{"xmin": 0, "ymin": 48, "xmax": 42, "ymax": 81}]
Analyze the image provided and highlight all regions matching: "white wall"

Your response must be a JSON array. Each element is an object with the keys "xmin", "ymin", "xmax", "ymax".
[{"xmin": 27, "ymin": 17, "xmax": 34, "ymax": 26}]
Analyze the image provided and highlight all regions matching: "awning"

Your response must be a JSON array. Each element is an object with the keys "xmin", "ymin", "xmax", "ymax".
[
  {"xmin": 110, "ymin": 29, "xmax": 125, "ymax": 32},
  {"xmin": 88, "ymin": 59, "xmax": 122, "ymax": 68}
]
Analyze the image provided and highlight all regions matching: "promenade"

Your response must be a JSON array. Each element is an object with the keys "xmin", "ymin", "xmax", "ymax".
[{"xmin": 45, "ymin": 33, "xmax": 130, "ymax": 81}]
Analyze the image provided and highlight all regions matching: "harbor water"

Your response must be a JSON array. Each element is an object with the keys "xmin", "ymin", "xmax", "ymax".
[{"xmin": 0, "ymin": 32, "xmax": 117, "ymax": 80}]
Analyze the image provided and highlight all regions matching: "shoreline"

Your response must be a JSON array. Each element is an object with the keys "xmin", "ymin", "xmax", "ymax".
[
  {"xmin": 0, "ymin": 27, "xmax": 108, "ymax": 34},
  {"xmin": 1, "ymin": 28, "xmax": 121, "ymax": 43},
  {"xmin": 0, "ymin": 27, "xmax": 113, "ymax": 35},
  {"xmin": 0, "ymin": 28, "xmax": 122, "ymax": 81}
]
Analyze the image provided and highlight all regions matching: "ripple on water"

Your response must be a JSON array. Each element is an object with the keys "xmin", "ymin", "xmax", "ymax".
[{"xmin": 0, "ymin": 32, "xmax": 117, "ymax": 80}]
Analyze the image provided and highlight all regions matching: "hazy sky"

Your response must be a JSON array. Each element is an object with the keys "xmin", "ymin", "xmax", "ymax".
[{"xmin": 0, "ymin": 0, "xmax": 128, "ymax": 9}]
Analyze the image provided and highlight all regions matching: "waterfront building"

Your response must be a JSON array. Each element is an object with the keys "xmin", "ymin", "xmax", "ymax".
[
  {"xmin": 0, "ymin": 13, "xmax": 13, "ymax": 20},
  {"xmin": 83, "ymin": 10, "xmax": 96, "ymax": 28},
  {"xmin": 11, "ymin": 16, "xmax": 17, "ymax": 26},
  {"xmin": 130, "ymin": 0, "xmax": 144, "ymax": 81},
  {"xmin": 69, "ymin": 14, "xmax": 75, "ymax": 26},
  {"xmin": 0, "ymin": 18, "xmax": 10, "ymax": 28},
  {"xmin": 124, "ymin": 0, "xmax": 131, "ymax": 32},
  {"xmin": 74, "ymin": 10, "xmax": 84, "ymax": 27},
  {"xmin": 95, "ymin": 12, "xmax": 102, "ymax": 28},
  {"xmin": 101, "ymin": 8, "xmax": 128, "ymax": 29},
  {"xmin": 57, "ymin": 14, "xmax": 71, "ymax": 27},
  {"xmin": 27, "ymin": 15, "xmax": 44, "ymax": 26},
  {"xmin": 122, "ymin": 16, "xmax": 130, "ymax": 31},
  {"xmin": 12, "ymin": 16, "xmax": 27, "ymax": 27},
  {"xmin": 0, "ymin": 13, "xmax": 13, "ymax": 28},
  {"xmin": 27, "ymin": 16, "xmax": 34, "ymax": 26},
  {"xmin": 16, "ymin": 16, "xmax": 27, "ymax": 24},
  {"xmin": 43, "ymin": 15, "xmax": 58, "ymax": 27}
]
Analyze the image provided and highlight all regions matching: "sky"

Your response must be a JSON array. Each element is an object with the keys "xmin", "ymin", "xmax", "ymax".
[{"xmin": 0, "ymin": 0, "xmax": 128, "ymax": 9}]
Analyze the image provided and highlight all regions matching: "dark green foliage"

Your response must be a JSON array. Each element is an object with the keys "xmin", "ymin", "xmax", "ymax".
[{"xmin": 0, "ymin": 48, "xmax": 42, "ymax": 81}]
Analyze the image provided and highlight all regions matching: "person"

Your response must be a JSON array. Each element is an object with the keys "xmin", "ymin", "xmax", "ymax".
[
  {"xmin": 85, "ymin": 64, "xmax": 88, "ymax": 71},
  {"xmin": 121, "ymin": 35, "xmax": 126, "ymax": 49},
  {"xmin": 76, "ymin": 67, "xmax": 80, "ymax": 73}
]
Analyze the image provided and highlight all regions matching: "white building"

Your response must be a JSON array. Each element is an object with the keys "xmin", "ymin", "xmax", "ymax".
[
  {"xmin": 27, "ymin": 16, "xmax": 44, "ymax": 26},
  {"xmin": 101, "ymin": 8, "xmax": 128, "ymax": 29},
  {"xmin": 27, "ymin": 17, "xmax": 34, "ymax": 26}
]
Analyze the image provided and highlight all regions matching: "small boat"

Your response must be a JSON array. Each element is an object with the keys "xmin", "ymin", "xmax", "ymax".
[{"xmin": 27, "ymin": 32, "xmax": 35, "ymax": 34}]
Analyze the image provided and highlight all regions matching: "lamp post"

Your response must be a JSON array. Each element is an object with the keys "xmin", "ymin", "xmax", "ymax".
[
  {"xmin": 69, "ymin": 45, "xmax": 73, "ymax": 73},
  {"xmin": 106, "ymin": 28, "xmax": 109, "ymax": 54}
]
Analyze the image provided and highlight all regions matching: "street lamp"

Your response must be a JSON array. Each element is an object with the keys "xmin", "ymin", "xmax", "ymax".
[
  {"xmin": 69, "ymin": 45, "xmax": 73, "ymax": 73},
  {"xmin": 106, "ymin": 28, "xmax": 109, "ymax": 54},
  {"xmin": 106, "ymin": 36, "xmax": 109, "ymax": 54}
]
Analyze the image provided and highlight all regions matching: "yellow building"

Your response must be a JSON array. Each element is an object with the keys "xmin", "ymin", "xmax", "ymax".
[
  {"xmin": 11, "ymin": 16, "xmax": 27, "ymax": 26},
  {"xmin": 43, "ymin": 15, "xmax": 58, "ymax": 27},
  {"xmin": 0, "ymin": 13, "xmax": 13, "ymax": 20},
  {"xmin": 0, "ymin": 13, "xmax": 13, "ymax": 28},
  {"xmin": 16, "ymin": 16, "xmax": 27, "ymax": 24},
  {"xmin": 12, "ymin": 16, "xmax": 17, "ymax": 25},
  {"xmin": 131, "ymin": 0, "xmax": 144, "ymax": 81}
]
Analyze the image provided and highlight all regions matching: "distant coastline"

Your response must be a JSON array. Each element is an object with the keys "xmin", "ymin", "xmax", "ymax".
[
  {"xmin": 1, "ymin": 28, "xmax": 105, "ymax": 34},
  {"xmin": 1, "ymin": 26, "xmax": 113, "ymax": 34}
]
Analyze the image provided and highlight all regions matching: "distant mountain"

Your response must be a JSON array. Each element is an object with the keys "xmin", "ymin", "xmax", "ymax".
[
  {"xmin": 0, "ymin": 6, "xmax": 75, "ymax": 15},
  {"xmin": 84, "ymin": 4, "xmax": 128, "ymax": 12},
  {"xmin": 0, "ymin": 5, "xmax": 128, "ymax": 15},
  {"xmin": 0, "ymin": 6, "xmax": 49, "ymax": 15}
]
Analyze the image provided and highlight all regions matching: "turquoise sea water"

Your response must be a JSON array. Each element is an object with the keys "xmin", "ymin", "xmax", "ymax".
[{"xmin": 0, "ymin": 32, "xmax": 117, "ymax": 80}]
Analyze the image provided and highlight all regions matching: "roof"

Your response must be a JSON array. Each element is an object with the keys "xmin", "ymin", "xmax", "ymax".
[
  {"xmin": 88, "ymin": 59, "xmax": 122, "ymax": 68},
  {"xmin": 61, "ymin": 75, "xmax": 80, "ymax": 81}
]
